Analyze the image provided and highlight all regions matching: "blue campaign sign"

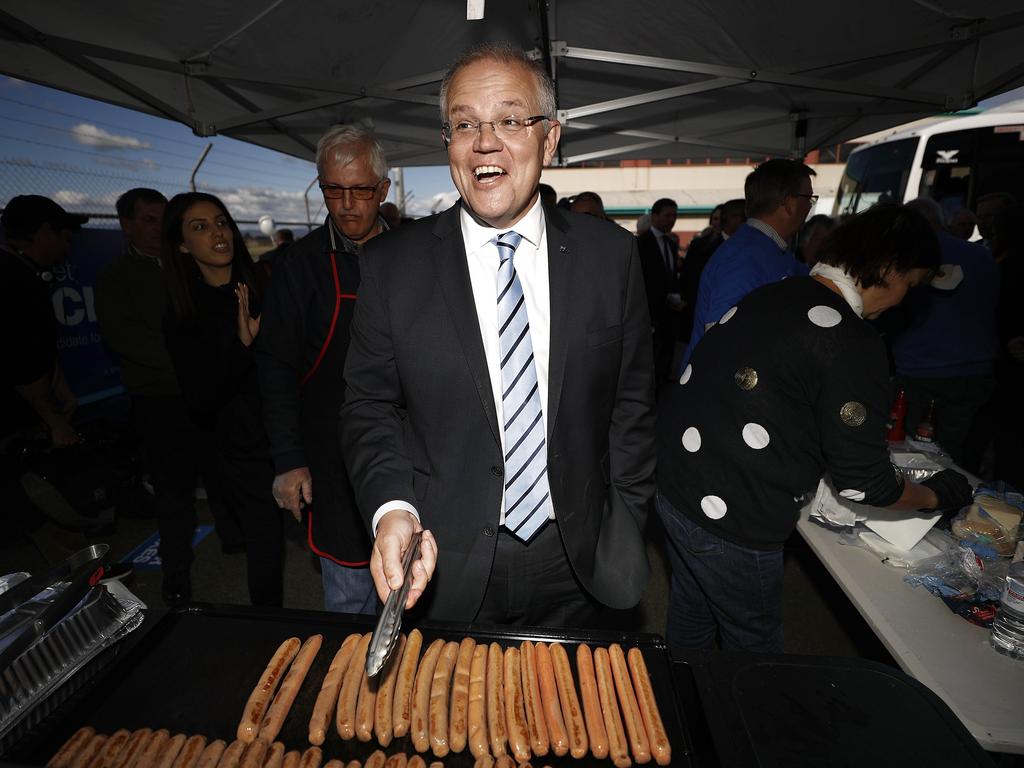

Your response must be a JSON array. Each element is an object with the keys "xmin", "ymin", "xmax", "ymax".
[
  {"xmin": 51, "ymin": 228, "xmax": 126, "ymax": 404},
  {"xmin": 121, "ymin": 525, "xmax": 215, "ymax": 569}
]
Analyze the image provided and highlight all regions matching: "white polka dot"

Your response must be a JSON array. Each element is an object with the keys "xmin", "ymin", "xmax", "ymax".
[
  {"xmin": 807, "ymin": 305, "xmax": 842, "ymax": 328},
  {"xmin": 839, "ymin": 488, "xmax": 866, "ymax": 502},
  {"xmin": 679, "ymin": 364, "xmax": 692, "ymax": 385},
  {"xmin": 741, "ymin": 423, "xmax": 770, "ymax": 450},
  {"xmin": 720, "ymin": 306, "xmax": 738, "ymax": 324},
  {"xmin": 681, "ymin": 427, "xmax": 702, "ymax": 452},
  {"xmin": 701, "ymin": 495, "xmax": 728, "ymax": 520}
]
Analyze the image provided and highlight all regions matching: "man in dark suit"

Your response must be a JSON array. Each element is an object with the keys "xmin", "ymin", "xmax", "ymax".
[
  {"xmin": 339, "ymin": 43, "xmax": 656, "ymax": 625},
  {"xmin": 637, "ymin": 198, "xmax": 680, "ymax": 382}
]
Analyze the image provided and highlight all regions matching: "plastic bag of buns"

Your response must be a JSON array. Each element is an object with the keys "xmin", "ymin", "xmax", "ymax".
[{"xmin": 951, "ymin": 483, "xmax": 1023, "ymax": 558}]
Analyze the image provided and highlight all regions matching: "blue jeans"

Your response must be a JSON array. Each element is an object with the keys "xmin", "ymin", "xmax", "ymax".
[
  {"xmin": 320, "ymin": 558, "xmax": 377, "ymax": 615},
  {"xmin": 655, "ymin": 493, "xmax": 784, "ymax": 652}
]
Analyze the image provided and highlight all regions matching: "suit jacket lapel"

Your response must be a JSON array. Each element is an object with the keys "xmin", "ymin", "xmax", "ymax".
[
  {"xmin": 545, "ymin": 206, "xmax": 572, "ymax": 441},
  {"xmin": 432, "ymin": 203, "xmax": 501, "ymax": 447}
]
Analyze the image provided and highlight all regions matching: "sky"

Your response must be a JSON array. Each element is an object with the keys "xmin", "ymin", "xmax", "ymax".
[
  {"xmin": 3, "ymin": 76, "xmax": 1023, "ymax": 231},
  {"xmin": 0, "ymin": 76, "xmax": 459, "ymax": 229}
]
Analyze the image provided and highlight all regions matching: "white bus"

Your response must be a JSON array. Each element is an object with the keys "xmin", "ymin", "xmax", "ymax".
[{"xmin": 833, "ymin": 108, "xmax": 1024, "ymax": 221}]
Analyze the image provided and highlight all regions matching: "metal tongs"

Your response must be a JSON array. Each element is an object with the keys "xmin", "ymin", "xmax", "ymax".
[{"xmin": 365, "ymin": 530, "xmax": 422, "ymax": 677}]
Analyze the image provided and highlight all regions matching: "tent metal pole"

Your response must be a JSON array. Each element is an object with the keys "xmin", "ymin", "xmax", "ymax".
[{"xmin": 190, "ymin": 143, "xmax": 213, "ymax": 192}]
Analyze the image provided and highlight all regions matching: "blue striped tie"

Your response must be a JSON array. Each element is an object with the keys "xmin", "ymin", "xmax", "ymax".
[{"xmin": 496, "ymin": 231, "xmax": 552, "ymax": 542}]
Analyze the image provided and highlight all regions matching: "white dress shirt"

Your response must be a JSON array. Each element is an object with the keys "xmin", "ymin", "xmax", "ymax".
[{"xmin": 371, "ymin": 197, "xmax": 552, "ymax": 531}]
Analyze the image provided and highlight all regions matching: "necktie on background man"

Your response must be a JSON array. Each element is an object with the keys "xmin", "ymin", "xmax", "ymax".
[
  {"xmin": 496, "ymin": 231, "xmax": 553, "ymax": 542},
  {"xmin": 662, "ymin": 236, "xmax": 675, "ymax": 276}
]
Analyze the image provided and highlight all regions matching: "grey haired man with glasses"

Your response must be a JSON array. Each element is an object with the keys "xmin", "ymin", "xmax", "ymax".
[{"xmin": 255, "ymin": 124, "xmax": 392, "ymax": 614}]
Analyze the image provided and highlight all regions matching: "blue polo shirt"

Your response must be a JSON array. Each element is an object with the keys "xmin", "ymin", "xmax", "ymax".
[{"xmin": 683, "ymin": 221, "xmax": 807, "ymax": 368}]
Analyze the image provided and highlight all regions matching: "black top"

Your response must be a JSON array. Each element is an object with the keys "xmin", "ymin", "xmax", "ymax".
[
  {"xmin": 164, "ymin": 279, "xmax": 268, "ymax": 458},
  {"xmin": 1, "ymin": 245, "xmax": 57, "ymax": 434},
  {"xmin": 657, "ymin": 276, "xmax": 903, "ymax": 550},
  {"xmin": 254, "ymin": 220, "xmax": 361, "ymax": 474}
]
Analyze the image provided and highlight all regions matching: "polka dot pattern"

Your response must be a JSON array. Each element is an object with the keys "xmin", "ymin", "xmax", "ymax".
[
  {"xmin": 701, "ymin": 495, "xmax": 728, "ymax": 520},
  {"xmin": 742, "ymin": 422, "xmax": 770, "ymax": 450},
  {"xmin": 681, "ymin": 427, "xmax": 701, "ymax": 452},
  {"xmin": 679, "ymin": 364, "xmax": 692, "ymax": 385},
  {"xmin": 807, "ymin": 305, "xmax": 842, "ymax": 328},
  {"xmin": 839, "ymin": 489, "xmax": 866, "ymax": 502},
  {"xmin": 720, "ymin": 306, "xmax": 738, "ymax": 324}
]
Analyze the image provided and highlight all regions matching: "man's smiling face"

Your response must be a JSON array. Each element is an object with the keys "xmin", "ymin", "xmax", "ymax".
[{"xmin": 444, "ymin": 58, "xmax": 560, "ymax": 229}]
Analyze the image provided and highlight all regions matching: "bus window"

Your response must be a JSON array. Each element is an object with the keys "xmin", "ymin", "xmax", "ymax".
[
  {"xmin": 834, "ymin": 138, "xmax": 916, "ymax": 216},
  {"xmin": 919, "ymin": 125, "xmax": 1024, "ymax": 218}
]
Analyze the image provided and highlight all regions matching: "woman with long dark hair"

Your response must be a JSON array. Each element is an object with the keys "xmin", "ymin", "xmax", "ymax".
[{"xmin": 161, "ymin": 192, "xmax": 284, "ymax": 606}]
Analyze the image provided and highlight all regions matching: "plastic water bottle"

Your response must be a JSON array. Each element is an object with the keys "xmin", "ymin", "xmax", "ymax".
[{"xmin": 990, "ymin": 552, "xmax": 1024, "ymax": 660}]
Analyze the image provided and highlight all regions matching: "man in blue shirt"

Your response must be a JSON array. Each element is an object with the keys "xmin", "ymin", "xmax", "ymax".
[{"xmin": 683, "ymin": 159, "xmax": 815, "ymax": 367}]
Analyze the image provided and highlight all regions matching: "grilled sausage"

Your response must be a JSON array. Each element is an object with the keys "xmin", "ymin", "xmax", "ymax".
[
  {"xmin": 50, "ymin": 727, "xmax": 96, "ymax": 768},
  {"xmin": 263, "ymin": 742, "xmax": 285, "ymax": 768},
  {"xmin": 111, "ymin": 729, "xmax": 153, "ymax": 768},
  {"xmin": 280, "ymin": 753, "xmax": 300, "ymax": 768},
  {"xmin": 627, "ymin": 648, "xmax": 671, "ymax": 766},
  {"xmin": 575, "ymin": 643, "xmax": 609, "ymax": 759},
  {"xmin": 135, "ymin": 729, "xmax": 169, "ymax": 768},
  {"xmin": 550, "ymin": 642, "xmax": 588, "ymax": 759},
  {"xmin": 467, "ymin": 645, "xmax": 489, "ymax": 759},
  {"xmin": 153, "ymin": 733, "xmax": 186, "ymax": 768},
  {"xmin": 382, "ymin": 754, "xmax": 406, "ymax": 768},
  {"xmin": 485, "ymin": 642, "xmax": 507, "ymax": 757},
  {"xmin": 297, "ymin": 747, "xmax": 321, "ymax": 768},
  {"xmin": 392, "ymin": 628, "xmax": 423, "ymax": 739},
  {"xmin": 594, "ymin": 647, "xmax": 631, "ymax": 768},
  {"xmin": 309, "ymin": 633, "xmax": 360, "ymax": 745},
  {"xmin": 609, "ymin": 644, "xmax": 650, "ymax": 764},
  {"xmin": 410, "ymin": 638, "xmax": 445, "ymax": 752},
  {"xmin": 534, "ymin": 643, "xmax": 568, "ymax": 757},
  {"xmin": 70, "ymin": 733, "xmax": 107, "ymax": 768},
  {"xmin": 374, "ymin": 632, "xmax": 407, "ymax": 747},
  {"xmin": 94, "ymin": 728, "xmax": 131, "ymax": 768},
  {"xmin": 258, "ymin": 634, "xmax": 322, "ymax": 744},
  {"xmin": 238, "ymin": 637, "xmax": 301, "ymax": 742},
  {"xmin": 519, "ymin": 641, "xmax": 548, "ymax": 758},
  {"xmin": 355, "ymin": 646, "xmax": 379, "ymax": 742},
  {"xmin": 429, "ymin": 640, "xmax": 460, "ymax": 757},
  {"xmin": 337, "ymin": 633, "xmax": 372, "ymax": 740},
  {"xmin": 194, "ymin": 739, "xmax": 225, "ymax": 768},
  {"xmin": 363, "ymin": 751, "xmax": 385, "ymax": 768},
  {"xmin": 502, "ymin": 646, "xmax": 531, "ymax": 763},
  {"xmin": 171, "ymin": 737, "xmax": 206, "ymax": 768},
  {"xmin": 213, "ymin": 739, "xmax": 243, "ymax": 768},
  {"xmin": 448, "ymin": 637, "xmax": 476, "ymax": 753}
]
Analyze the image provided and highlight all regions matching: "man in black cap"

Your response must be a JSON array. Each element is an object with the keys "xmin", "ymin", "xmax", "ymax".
[{"xmin": 1, "ymin": 195, "xmax": 87, "ymax": 447}]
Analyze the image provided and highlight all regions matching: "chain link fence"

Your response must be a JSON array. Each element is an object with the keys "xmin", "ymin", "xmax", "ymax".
[{"xmin": 0, "ymin": 154, "xmax": 324, "ymax": 236}]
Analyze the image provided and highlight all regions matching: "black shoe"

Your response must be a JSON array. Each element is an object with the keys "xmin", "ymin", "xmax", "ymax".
[
  {"xmin": 98, "ymin": 562, "xmax": 134, "ymax": 584},
  {"xmin": 161, "ymin": 570, "xmax": 192, "ymax": 607}
]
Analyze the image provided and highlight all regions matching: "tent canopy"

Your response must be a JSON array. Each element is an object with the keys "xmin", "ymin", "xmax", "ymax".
[{"xmin": 2, "ymin": 1, "xmax": 1023, "ymax": 167}]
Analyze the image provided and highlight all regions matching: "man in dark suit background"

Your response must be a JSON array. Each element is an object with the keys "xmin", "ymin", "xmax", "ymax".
[
  {"xmin": 339, "ymin": 43, "xmax": 656, "ymax": 625},
  {"xmin": 637, "ymin": 198, "xmax": 680, "ymax": 382}
]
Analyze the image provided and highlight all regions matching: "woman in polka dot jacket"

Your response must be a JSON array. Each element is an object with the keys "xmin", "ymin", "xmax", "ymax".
[{"xmin": 655, "ymin": 204, "xmax": 974, "ymax": 652}]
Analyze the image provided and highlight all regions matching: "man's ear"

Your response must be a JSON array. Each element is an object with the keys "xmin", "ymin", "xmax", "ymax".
[
  {"xmin": 378, "ymin": 178, "xmax": 392, "ymax": 203},
  {"xmin": 543, "ymin": 120, "xmax": 562, "ymax": 166},
  {"xmin": 178, "ymin": 243, "xmax": 190, "ymax": 254}
]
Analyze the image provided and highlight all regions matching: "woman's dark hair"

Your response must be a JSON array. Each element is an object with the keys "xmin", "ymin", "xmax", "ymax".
[
  {"xmin": 161, "ymin": 192, "xmax": 261, "ymax": 324},
  {"xmin": 815, "ymin": 203, "xmax": 940, "ymax": 289}
]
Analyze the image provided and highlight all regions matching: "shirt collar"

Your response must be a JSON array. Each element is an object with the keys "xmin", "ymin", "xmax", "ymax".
[
  {"xmin": 747, "ymin": 218, "xmax": 789, "ymax": 251},
  {"xmin": 326, "ymin": 215, "xmax": 387, "ymax": 253},
  {"xmin": 460, "ymin": 196, "xmax": 545, "ymax": 253}
]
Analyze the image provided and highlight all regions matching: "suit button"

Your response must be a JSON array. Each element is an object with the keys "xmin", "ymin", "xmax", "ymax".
[
  {"xmin": 490, "ymin": 465, "xmax": 504, "ymax": 477},
  {"xmin": 483, "ymin": 526, "xmax": 495, "ymax": 537}
]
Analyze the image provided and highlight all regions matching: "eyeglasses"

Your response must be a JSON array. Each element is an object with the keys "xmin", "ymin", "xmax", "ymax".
[
  {"xmin": 796, "ymin": 194, "xmax": 820, "ymax": 205},
  {"xmin": 442, "ymin": 115, "xmax": 550, "ymax": 144},
  {"xmin": 318, "ymin": 179, "xmax": 385, "ymax": 200}
]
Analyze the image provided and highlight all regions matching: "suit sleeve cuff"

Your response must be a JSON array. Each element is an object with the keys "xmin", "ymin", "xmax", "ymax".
[{"xmin": 371, "ymin": 501, "xmax": 420, "ymax": 536}]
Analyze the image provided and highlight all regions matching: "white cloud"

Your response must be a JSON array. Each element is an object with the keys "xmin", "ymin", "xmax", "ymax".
[
  {"xmin": 406, "ymin": 190, "xmax": 459, "ymax": 217},
  {"xmin": 71, "ymin": 123, "xmax": 151, "ymax": 151},
  {"xmin": 52, "ymin": 189, "xmax": 90, "ymax": 206},
  {"xmin": 211, "ymin": 186, "xmax": 311, "ymax": 224}
]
